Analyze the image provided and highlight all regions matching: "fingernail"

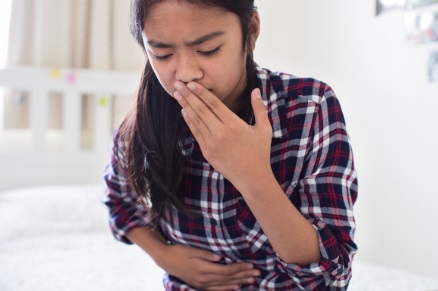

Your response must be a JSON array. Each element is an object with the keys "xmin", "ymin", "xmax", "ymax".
[
  {"xmin": 174, "ymin": 81, "xmax": 183, "ymax": 90},
  {"xmin": 253, "ymin": 270, "xmax": 260, "ymax": 276},
  {"xmin": 247, "ymin": 264, "xmax": 254, "ymax": 269},
  {"xmin": 174, "ymin": 91, "xmax": 182, "ymax": 101},
  {"xmin": 255, "ymin": 88, "xmax": 262, "ymax": 98},
  {"xmin": 187, "ymin": 82, "xmax": 196, "ymax": 91},
  {"xmin": 181, "ymin": 109, "xmax": 187, "ymax": 117},
  {"xmin": 212, "ymin": 254, "xmax": 221, "ymax": 260}
]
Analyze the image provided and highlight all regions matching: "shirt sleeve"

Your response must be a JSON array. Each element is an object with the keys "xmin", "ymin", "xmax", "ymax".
[
  {"xmin": 275, "ymin": 87, "xmax": 358, "ymax": 289},
  {"xmin": 102, "ymin": 129, "xmax": 150, "ymax": 244}
]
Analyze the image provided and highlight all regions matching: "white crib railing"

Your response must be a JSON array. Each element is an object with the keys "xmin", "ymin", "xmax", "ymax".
[{"xmin": 0, "ymin": 66, "xmax": 140, "ymax": 190}]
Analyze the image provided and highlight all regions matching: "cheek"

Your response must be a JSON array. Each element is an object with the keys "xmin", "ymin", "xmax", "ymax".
[{"xmin": 215, "ymin": 58, "xmax": 246, "ymax": 87}]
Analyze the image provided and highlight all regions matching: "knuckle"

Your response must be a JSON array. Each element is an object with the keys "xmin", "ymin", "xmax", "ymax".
[
  {"xmin": 192, "ymin": 282, "xmax": 202, "ymax": 289},
  {"xmin": 187, "ymin": 112, "xmax": 197, "ymax": 124},
  {"xmin": 194, "ymin": 277, "xmax": 207, "ymax": 288},
  {"xmin": 228, "ymin": 123, "xmax": 238, "ymax": 132},
  {"xmin": 194, "ymin": 262, "xmax": 205, "ymax": 272},
  {"xmin": 192, "ymin": 129, "xmax": 200, "ymax": 137},
  {"xmin": 192, "ymin": 278, "xmax": 206, "ymax": 289},
  {"xmin": 222, "ymin": 268, "xmax": 234, "ymax": 276},
  {"xmin": 198, "ymin": 277, "xmax": 207, "ymax": 285},
  {"xmin": 207, "ymin": 97, "xmax": 219, "ymax": 110},
  {"xmin": 215, "ymin": 131, "xmax": 226, "ymax": 143},
  {"xmin": 184, "ymin": 115, "xmax": 192, "ymax": 125},
  {"xmin": 196, "ymin": 103, "xmax": 206, "ymax": 116},
  {"xmin": 203, "ymin": 148, "xmax": 214, "ymax": 160},
  {"xmin": 245, "ymin": 270, "xmax": 257, "ymax": 277}
]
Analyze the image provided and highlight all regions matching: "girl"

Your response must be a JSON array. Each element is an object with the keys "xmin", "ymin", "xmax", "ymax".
[{"xmin": 103, "ymin": 0, "xmax": 358, "ymax": 290}]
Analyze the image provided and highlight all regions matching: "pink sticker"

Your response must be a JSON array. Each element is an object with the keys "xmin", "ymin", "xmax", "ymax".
[{"xmin": 65, "ymin": 73, "xmax": 77, "ymax": 84}]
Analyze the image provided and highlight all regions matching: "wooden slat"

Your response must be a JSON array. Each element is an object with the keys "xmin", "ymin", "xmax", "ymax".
[
  {"xmin": 29, "ymin": 88, "xmax": 48, "ymax": 152},
  {"xmin": 63, "ymin": 90, "xmax": 81, "ymax": 153},
  {"xmin": 94, "ymin": 94, "xmax": 112, "ymax": 154}
]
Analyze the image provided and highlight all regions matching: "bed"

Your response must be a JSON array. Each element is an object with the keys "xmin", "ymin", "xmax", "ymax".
[
  {"xmin": 1, "ymin": 68, "xmax": 438, "ymax": 290},
  {"xmin": 1, "ymin": 184, "xmax": 438, "ymax": 291},
  {"xmin": 0, "ymin": 66, "xmax": 139, "ymax": 191}
]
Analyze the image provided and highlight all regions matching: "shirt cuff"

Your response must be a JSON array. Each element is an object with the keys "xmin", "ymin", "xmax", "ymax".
[
  {"xmin": 274, "ymin": 222, "xmax": 350, "ymax": 281},
  {"xmin": 110, "ymin": 212, "xmax": 151, "ymax": 244}
]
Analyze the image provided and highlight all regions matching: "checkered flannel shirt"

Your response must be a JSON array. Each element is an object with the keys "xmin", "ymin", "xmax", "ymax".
[{"xmin": 103, "ymin": 65, "xmax": 358, "ymax": 290}]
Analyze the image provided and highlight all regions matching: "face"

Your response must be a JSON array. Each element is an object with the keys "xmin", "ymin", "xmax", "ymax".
[{"xmin": 142, "ymin": 1, "xmax": 259, "ymax": 111}]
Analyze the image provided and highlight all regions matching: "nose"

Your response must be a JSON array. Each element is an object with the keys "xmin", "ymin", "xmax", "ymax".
[{"xmin": 175, "ymin": 57, "xmax": 203, "ymax": 83}]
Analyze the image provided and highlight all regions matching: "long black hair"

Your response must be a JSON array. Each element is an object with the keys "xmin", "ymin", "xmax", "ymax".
[{"xmin": 122, "ymin": 0, "xmax": 257, "ymax": 226}]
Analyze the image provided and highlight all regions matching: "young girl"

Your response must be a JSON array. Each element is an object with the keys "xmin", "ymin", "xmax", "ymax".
[{"xmin": 103, "ymin": 0, "xmax": 358, "ymax": 290}]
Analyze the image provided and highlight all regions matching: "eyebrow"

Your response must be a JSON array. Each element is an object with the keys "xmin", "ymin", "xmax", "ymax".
[{"xmin": 147, "ymin": 31, "xmax": 225, "ymax": 48}]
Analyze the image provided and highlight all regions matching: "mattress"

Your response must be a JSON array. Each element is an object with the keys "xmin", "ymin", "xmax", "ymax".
[{"xmin": 0, "ymin": 185, "xmax": 437, "ymax": 291}]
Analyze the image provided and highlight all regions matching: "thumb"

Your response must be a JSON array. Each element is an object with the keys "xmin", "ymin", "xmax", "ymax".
[{"xmin": 251, "ymin": 88, "xmax": 270, "ymax": 129}]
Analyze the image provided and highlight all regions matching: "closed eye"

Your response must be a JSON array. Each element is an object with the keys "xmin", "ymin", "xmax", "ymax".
[
  {"xmin": 198, "ymin": 46, "xmax": 221, "ymax": 57},
  {"xmin": 150, "ymin": 46, "xmax": 221, "ymax": 61},
  {"xmin": 151, "ymin": 53, "xmax": 172, "ymax": 61}
]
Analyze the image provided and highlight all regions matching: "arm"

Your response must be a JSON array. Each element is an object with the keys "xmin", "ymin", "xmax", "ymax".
[
  {"xmin": 103, "ymin": 130, "xmax": 261, "ymax": 290},
  {"xmin": 239, "ymin": 88, "xmax": 358, "ymax": 287},
  {"xmin": 175, "ymin": 83, "xmax": 318, "ymax": 264},
  {"xmin": 273, "ymin": 88, "xmax": 358, "ymax": 287},
  {"xmin": 126, "ymin": 226, "xmax": 261, "ymax": 290},
  {"xmin": 237, "ymin": 174, "xmax": 321, "ymax": 265},
  {"xmin": 174, "ymin": 81, "xmax": 357, "ymax": 287},
  {"xmin": 102, "ymin": 131, "xmax": 150, "ymax": 244}
]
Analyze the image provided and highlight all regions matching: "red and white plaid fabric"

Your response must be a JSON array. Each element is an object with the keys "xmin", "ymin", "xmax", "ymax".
[{"xmin": 103, "ymin": 65, "xmax": 358, "ymax": 290}]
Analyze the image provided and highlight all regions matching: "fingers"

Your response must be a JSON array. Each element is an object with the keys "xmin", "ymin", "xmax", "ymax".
[
  {"xmin": 250, "ymin": 88, "xmax": 271, "ymax": 132},
  {"xmin": 185, "ymin": 82, "xmax": 234, "ymax": 123},
  {"xmin": 167, "ymin": 245, "xmax": 260, "ymax": 290},
  {"xmin": 196, "ymin": 261, "xmax": 261, "ymax": 290},
  {"xmin": 181, "ymin": 107, "xmax": 208, "ymax": 148},
  {"xmin": 174, "ymin": 81, "xmax": 223, "ymax": 133},
  {"xmin": 191, "ymin": 248, "xmax": 256, "ymax": 277},
  {"xmin": 206, "ymin": 285, "xmax": 241, "ymax": 291},
  {"xmin": 202, "ymin": 260, "xmax": 255, "ymax": 276},
  {"xmin": 209, "ymin": 268, "xmax": 260, "ymax": 285},
  {"xmin": 190, "ymin": 247, "xmax": 222, "ymax": 262},
  {"xmin": 189, "ymin": 249, "xmax": 260, "ymax": 286}
]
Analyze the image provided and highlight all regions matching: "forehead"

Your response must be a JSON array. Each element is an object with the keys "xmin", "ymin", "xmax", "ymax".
[{"xmin": 143, "ymin": 1, "xmax": 240, "ymax": 40}]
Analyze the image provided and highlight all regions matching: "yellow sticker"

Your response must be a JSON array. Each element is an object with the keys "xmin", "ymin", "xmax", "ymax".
[
  {"xmin": 98, "ymin": 96, "xmax": 108, "ymax": 106},
  {"xmin": 51, "ymin": 69, "xmax": 61, "ymax": 79}
]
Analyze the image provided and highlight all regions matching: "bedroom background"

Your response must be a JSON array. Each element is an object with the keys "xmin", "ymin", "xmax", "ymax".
[
  {"xmin": 254, "ymin": 0, "xmax": 438, "ymax": 280},
  {"xmin": 0, "ymin": 0, "xmax": 437, "ymax": 288}
]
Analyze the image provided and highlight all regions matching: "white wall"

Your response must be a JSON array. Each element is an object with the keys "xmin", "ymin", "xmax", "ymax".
[{"xmin": 254, "ymin": 0, "xmax": 438, "ymax": 278}]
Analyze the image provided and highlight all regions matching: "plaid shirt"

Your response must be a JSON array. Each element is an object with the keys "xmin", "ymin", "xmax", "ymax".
[{"xmin": 103, "ymin": 65, "xmax": 358, "ymax": 290}]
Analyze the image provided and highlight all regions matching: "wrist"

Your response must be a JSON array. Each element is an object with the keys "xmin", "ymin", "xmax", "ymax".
[
  {"xmin": 126, "ymin": 227, "xmax": 169, "ymax": 264},
  {"xmin": 152, "ymin": 242, "xmax": 174, "ymax": 270},
  {"xmin": 236, "ymin": 169, "xmax": 278, "ymax": 199}
]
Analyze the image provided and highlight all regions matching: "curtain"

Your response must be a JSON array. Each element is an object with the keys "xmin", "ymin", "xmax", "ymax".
[
  {"xmin": 6, "ymin": 0, "xmax": 144, "ymax": 70},
  {"xmin": 3, "ymin": 0, "xmax": 143, "ymax": 135}
]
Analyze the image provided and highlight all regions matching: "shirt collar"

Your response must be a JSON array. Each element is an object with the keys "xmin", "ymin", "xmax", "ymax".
[{"xmin": 255, "ymin": 64, "xmax": 288, "ymax": 139}]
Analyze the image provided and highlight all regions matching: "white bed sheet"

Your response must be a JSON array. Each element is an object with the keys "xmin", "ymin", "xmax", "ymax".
[{"xmin": 0, "ymin": 185, "xmax": 437, "ymax": 291}]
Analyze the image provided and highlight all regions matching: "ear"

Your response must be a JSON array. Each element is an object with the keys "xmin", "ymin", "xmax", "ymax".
[{"xmin": 248, "ymin": 11, "xmax": 260, "ymax": 53}]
